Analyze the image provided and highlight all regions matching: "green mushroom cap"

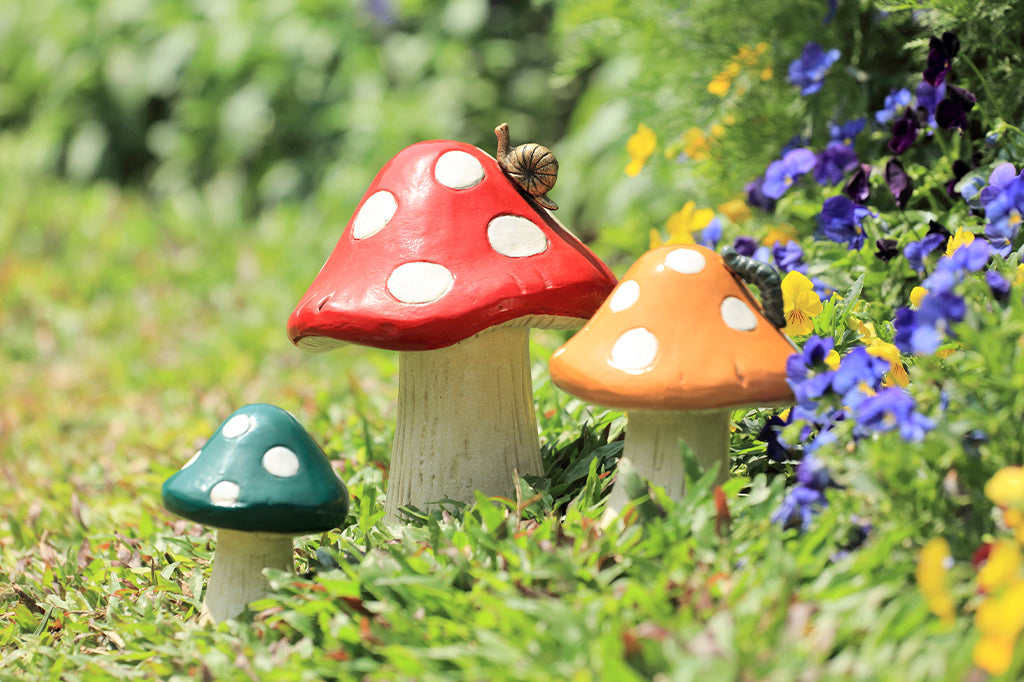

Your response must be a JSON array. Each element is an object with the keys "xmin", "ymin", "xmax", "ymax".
[{"xmin": 162, "ymin": 404, "xmax": 349, "ymax": 534}]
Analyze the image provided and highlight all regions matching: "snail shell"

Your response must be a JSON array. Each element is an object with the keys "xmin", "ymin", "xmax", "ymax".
[{"xmin": 495, "ymin": 123, "xmax": 559, "ymax": 210}]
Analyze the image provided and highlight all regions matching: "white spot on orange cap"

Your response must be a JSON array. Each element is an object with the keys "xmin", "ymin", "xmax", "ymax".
[
  {"xmin": 434, "ymin": 150, "xmax": 485, "ymax": 189},
  {"xmin": 387, "ymin": 262, "xmax": 454, "ymax": 304},
  {"xmin": 608, "ymin": 280, "xmax": 640, "ymax": 313},
  {"xmin": 721, "ymin": 296, "xmax": 758, "ymax": 331},
  {"xmin": 352, "ymin": 190, "xmax": 398, "ymax": 240},
  {"xmin": 262, "ymin": 446, "xmax": 300, "ymax": 478},
  {"xmin": 222, "ymin": 414, "xmax": 252, "ymax": 439},
  {"xmin": 665, "ymin": 248, "xmax": 706, "ymax": 274},
  {"xmin": 210, "ymin": 480, "xmax": 240, "ymax": 506},
  {"xmin": 487, "ymin": 215, "xmax": 548, "ymax": 258},
  {"xmin": 609, "ymin": 327, "xmax": 658, "ymax": 373}
]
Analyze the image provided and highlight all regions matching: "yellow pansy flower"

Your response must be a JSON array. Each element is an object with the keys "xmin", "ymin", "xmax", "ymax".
[
  {"xmin": 986, "ymin": 467, "xmax": 1024, "ymax": 510},
  {"xmin": 973, "ymin": 634, "xmax": 1016, "ymax": 676},
  {"xmin": 1016, "ymin": 263, "xmax": 1024, "ymax": 285},
  {"xmin": 717, "ymin": 198, "xmax": 751, "ymax": 224},
  {"xmin": 682, "ymin": 127, "xmax": 712, "ymax": 161},
  {"xmin": 665, "ymin": 201, "xmax": 715, "ymax": 244},
  {"xmin": 866, "ymin": 339, "xmax": 909, "ymax": 387},
  {"xmin": 916, "ymin": 537, "xmax": 955, "ymax": 625},
  {"xmin": 824, "ymin": 349, "xmax": 841, "ymax": 370},
  {"xmin": 626, "ymin": 123, "xmax": 657, "ymax": 177},
  {"xmin": 977, "ymin": 540, "xmax": 1023, "ymax": 594},
  {"xmin": 708, "ymin": 74, "xmax": 731, "ymax": 96},
  {"xmin": 781, "ymin": 271, "xmax": 823, "ymax": 336},
  {"xmin": 910, "ymin": 286, "xmax": 928, "ymax": 307},
  {"xmin": 760, "ymin": 67, "xmax": 773, "ymax": 81},
  {"xmin": 649, "ymin": 228, "xmax": 663, "ymax": 250},
  {"xmin": 946, "ymin": 226, "xmax": 975, "ymax": 257}
]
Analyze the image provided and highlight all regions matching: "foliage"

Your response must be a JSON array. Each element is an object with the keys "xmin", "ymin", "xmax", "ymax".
[{"xmin": 5, "ymin": 0, "xmax": 1024, "ymax": 678}]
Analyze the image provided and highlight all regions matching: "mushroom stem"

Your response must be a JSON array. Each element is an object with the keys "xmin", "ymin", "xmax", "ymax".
[
  {"xmin": 604, "ymin": 409, "xmax": 731, "ymax": 517},
  {"xmin": 199, "ymin": 530, "xmax": 294, "ymax": 625},
  {"xmin": 385, "ymin": 325, "xmax": 543, "ymax": 522}
]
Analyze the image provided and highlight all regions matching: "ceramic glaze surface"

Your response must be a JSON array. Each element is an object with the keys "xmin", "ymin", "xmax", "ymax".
[
  {"xmin": 162, "ymin": 404, "xmax": 349, "ymax": 533},
  {"xmin": 549, "ymin": 244, "xmax": 796, "ymax": 411},
  {"xmin": 287, "ymin": 140, "xmax": 616, "ymax": 352}
]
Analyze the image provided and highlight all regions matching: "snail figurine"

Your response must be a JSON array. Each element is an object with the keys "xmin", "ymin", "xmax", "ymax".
[
  {"xmin": 721, "ymin": 246, "xmax": 787, "ymax": 329},
  {"xmin": 495, "ymin": 122, "xmax": 559, "ymax": 210}
]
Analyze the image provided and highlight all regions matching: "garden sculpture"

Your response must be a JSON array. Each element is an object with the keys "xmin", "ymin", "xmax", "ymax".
[
  {"xmin": 548, "ymin": 244, "xmax": 795, "ymax": 518},
  {"xmin": 287, "ymin": 126, "xmax": 617, "ymax": 523},
  {"xmin": 162, "ymin": 404, "xmax": 350, "ymax": 624},
  {"xmin": 495, "ymin": 122, "xmax": 559, "ymax": 210}
]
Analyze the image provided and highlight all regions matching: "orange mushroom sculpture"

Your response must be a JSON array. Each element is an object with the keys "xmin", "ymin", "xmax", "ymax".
[{"xmin": 549, "ymin": 244, "xmax": 796, "ymax": 516}]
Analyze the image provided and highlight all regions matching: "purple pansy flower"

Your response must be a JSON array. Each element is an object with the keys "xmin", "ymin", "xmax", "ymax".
[
  {"xmin": 814, "ymin": 143, "xmax": 860, "ymax": 186},
  {"xmin": 818, "ymin": 195, "xmax": 873, "ymax": 250},
  {"xmin": 856, "ymin": 387, "xmax": 935, "ymax": 442},
  {"xmin": 745, "ymin": 177, "xmax": 777, "ymax": 213},
  {"xmin": 885, "ymin": 158, "xmax": 913, "ymax": 208},
  {"xmin": 874, "ymin": 238, "xmax": 899, "ymax": 261},
  {"xmin": 831, "ymin": 347, "xmax": 889, "ymax": 409},
  {"xmin": 697, "ymin": 218, "xmax": 723, "ymax": 249},
  {"xmin": 984, "ymin": 175, "xmax": 1024, "ymax": 257},
  {"xmin": 763, "ymin": 148, "xmax": 817, "ymax": 198},
  {"xmin": 916, "ymin": 79, "xmax": 947, "ymax": 126},
  {"xmin": 923, "ymin": 32, "xmax": 959, "ymax": 86},
  {"xmin": 786, "ymin": 336, "xmax": 837, "ymax": 408},
  {"xmin": 986, "ymin": 270, "xmax": 1011, "ymax": 303},
  {"xmin": 772, "ymin": 241, "xmax": 807, "ymax": 274},
  {"xmin": 935, "ymin": 85, "xmax": 976, "ymax": 130},
  {"xmin": 979, "ymin": 163, "xmax": 1020, "ymax": 208},
  {"xmin": 829, "ymin": 118, "xmax": 866, "ymax": 146},
  {"xmin": 788, "ymin": 42, "xmax": 841, "ymax": 95},
  {"xmin": 843, "ymin": 163, "xmax": 872, "ymax": 203},
  {"xmin": 903, "ymin": 233, "xmax": 945, "ymax": 272},
  {"xmin": 889, "ymin": 108, "xmax": 920, "ymax": 155}
]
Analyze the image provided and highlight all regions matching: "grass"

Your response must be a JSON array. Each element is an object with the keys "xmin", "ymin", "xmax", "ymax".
[{"xmin": 0, "ymin": 147, "xmax": 980, "ymax": 680}]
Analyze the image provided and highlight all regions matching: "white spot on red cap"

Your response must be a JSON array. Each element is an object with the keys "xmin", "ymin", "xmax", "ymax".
[
  {"xmin": 222, "ymin": 414, "xmax": 252, "ymax": 439},
  {"xmin": 434, "ymin": 150, "xmax": 485, "ymax": 189},
  {"xmin": 665, "ymin": 248, "xmax": 706, "ymax": 274},
  {"xmin": 721, "ymin": 296, "xmax": 758, "ymax": 331},
  {"xmin": 210, "ymin": 480, "xmax": 240, "ymax": 506},
  {"xmin": 262, "ymin": 446, "xmax": 300, "ymax": 478},
  {"xmin": 487, "ymin": 215, "xmax": 548, "ymax": 258},
  {"xmin": 609, "ymin": 327, "xmax": 658, "ymax": 373},
  {"xmin": 352, "ymin": 190, "xmax": 397, "ymax": 240},
  {"xmin": 387, "ymin": 262, "xmax": 454, "ymax": 304},
  {"xmin": 608, "ymin": 280, "xmax": 640, "ymax": 313}
]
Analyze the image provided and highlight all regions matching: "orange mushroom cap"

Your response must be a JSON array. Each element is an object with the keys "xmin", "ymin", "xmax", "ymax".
[{"xmin": 549, "ymin": 244, "xmax": 796, "ymax": 411}]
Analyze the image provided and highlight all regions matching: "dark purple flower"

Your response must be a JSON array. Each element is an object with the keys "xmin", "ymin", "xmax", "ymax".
[
  {"xmin": 772, "ymin": 241, "xmax": 807, "ymax": 273},
  {"xmin": 818, "ymin": 195, "xmax": 872, "ymax": 250},
  {"xmin": 814, "ymin": 143, "xmax": 860, "ymax": 186},
  {"xmin": 935, "ymin": 85, "xmax": 976, "ymax": 130},
  {"xmin": 856, "ymin": 387, "xmax": 935, "ymax": 442},
  {"xmin": 772, "ymin": 484, "xmax": 828, "ymax": 530},
  {"xmin": 763, "ymin": 148, "xmax": 817, "ymax": 198},
  {"xmin": 946, "ymin": 159, "xmax": 971, "ymax": 197},
  {"xmin": 889, "ymin": 108, "xmax": 920, "ymax": 154},
  {"xmin": 759, "ymin": 412, "xmax": 794, "ymax": 462},
  {"xmin": 732, "ymin": 235, "xmax": 758, "ymax": 257},
  {"xmin": 903, "ymin": 232, "xmax": 945, "ymax": 272},
  {"xmin": 885, "ymin": 158, "xmax": 913, "ymax": 208},
  {"xmin": 745, "ymin": 177, "xmax": 777, "ymax": 213},
  {"xmin": 927, "ymin": 221, "xmax": 953, "ymax": 240},
  {"xmin": 843, "ymin": 163, "xmax": 872, "ymax": 203},
  {"xmin": 923, "ymin": 32, "xmax": 960, "ymax": 86},
  {"xmin": 788, "ymin": 42, "xmax": 841, "ymax": 95},
  {"xmin": 875, "ymin": 88, "xmax": 912, "ymax": 125},
  {"xmin": 986, "ymin": 270, "xmax": 1012, "ymax": 303},
  {"xmin": 824, "ymin": 0, "xmax": 839, "ymax": 24},
  {"xmin": 796, "ymin": 452, "xmax": 834, "ymax": 490},
  {"xmin": 874, "ymin": 238, "xmax": 899, "ymax": 261}
]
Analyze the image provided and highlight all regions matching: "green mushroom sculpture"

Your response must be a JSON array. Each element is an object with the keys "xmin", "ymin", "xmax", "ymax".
[{"xmin": 162, "ymin": 404, "xmax": 350, "ymax": 624}]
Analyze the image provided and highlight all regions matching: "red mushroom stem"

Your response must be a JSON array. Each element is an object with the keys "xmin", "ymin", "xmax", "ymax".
[{"xmin": 385, "ymin": 325, "xmax": 542, "ymax": 521}]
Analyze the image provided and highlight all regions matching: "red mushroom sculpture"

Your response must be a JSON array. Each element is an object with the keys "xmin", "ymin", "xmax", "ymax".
[{"xmin": 289, "ymin": 127, "xmax": 616, "ymax": 522}]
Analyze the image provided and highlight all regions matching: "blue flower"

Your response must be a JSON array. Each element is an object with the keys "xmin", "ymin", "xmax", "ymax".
[
  {"xmin": 875, "ymin": 88, "xmax": 912, "ymax": 125},
  {"xmin": 932, "ymin": 239, "xmax": 990, "ymax": 278},
  {"xmin": 916, "ymin": 80, "xmax": 946, "ymax": 126},
  {"xmin": 984, "ymin": 176, "xmax": 1024, "ymax": 256},
  {"xmin": 903, "ymin": 233, "xmax": 945, "ymax": 272},
  {"xmin": 814, "ymin": 143, "xmax": 860, "ymax": 186},
  {"xmin": 894, "ymin": 287, "xmax": 966, "ymax": 355},
  {"xmin": 818, "ymin": 195, "xmax": 872, "ymax": 250},
  {"xmin": 980, "ymin": 163, "xmax": 1020, "ymax": 208},
  {"xmin": 697, "ymin": 218, "xmax": 723, "ymax": 249},
  {"xmin": 732, "ymin": 236, "xmax": 758, "ymax": 257},
  {"xmin": 786, "ymin": 336, "xmax": 836, "ymax": 407},
  {"xmin": 745, "ymin": 177, "xmax": 777, "ymax": 213},
  {"xmin": 788, "ymin": 42, "xmax": 841, "ymax": 95},
  {"xmin": 831, "ymin": 347, "xmax": 889, "ymax": 408},
  {"xmin": 796, "ymin": 452, "xmax": 833, "ymax": 490},
  {"xmin": 772, "ymin": 485, "xmax": 828, "ymax": 530},
  {"xmin": 856, "ymin": 387, "xmax": 935, "ymax": 442},
  {"xmin": 823, "ymin": 0, "xmax": 839, "ymax": 24},
  {"xmin": 763, "ymin": 148, "xmax": 817, "ymax": 198},
  {"xmin": 986, "ymin": 270, "xmax": 1011, "ymax": 303},
  {"xmin": 772, "ymin": 241, "xmax": 807, "ymax": 274},
  {"xmin": 828, "ymin": 118, "xmax": 866, "ymax": 146}
]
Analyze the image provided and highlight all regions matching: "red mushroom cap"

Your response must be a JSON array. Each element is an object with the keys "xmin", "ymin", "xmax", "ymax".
[{"xmin": 288, "ymin": 140, "xmax": 616, "ymax": 352}]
